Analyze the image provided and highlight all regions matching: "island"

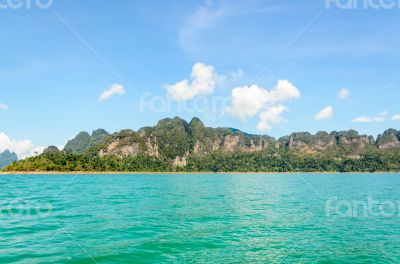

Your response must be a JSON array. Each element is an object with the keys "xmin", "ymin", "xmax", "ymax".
[{"xmin": 3, "ymin": 117, "xmax": 400, "ymax": 173}]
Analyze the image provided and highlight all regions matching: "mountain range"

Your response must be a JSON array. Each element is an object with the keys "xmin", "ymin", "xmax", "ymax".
[
  {"xmin": 4, "ymin": 117, "xmax": 400, "ymax": 172},
  {"xmin": 62, "ymin": 117, "xmax": 400, "ymax": 163}
]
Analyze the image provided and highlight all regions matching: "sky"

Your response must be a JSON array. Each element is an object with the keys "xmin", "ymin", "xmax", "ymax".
[{"xmin": 0, "ymin": 0, "xmax": 400, "ymax": 158}]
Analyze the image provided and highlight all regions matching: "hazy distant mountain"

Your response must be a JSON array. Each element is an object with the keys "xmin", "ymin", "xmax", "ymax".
[{"xmin": 0, "ymin": 150, "xmax": 18, "ymax": 169}]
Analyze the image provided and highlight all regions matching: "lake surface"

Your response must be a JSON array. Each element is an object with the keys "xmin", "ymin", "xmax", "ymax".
[{"xmin": 1, "ymin": 173, "xmax": 400, "ymax": 263}]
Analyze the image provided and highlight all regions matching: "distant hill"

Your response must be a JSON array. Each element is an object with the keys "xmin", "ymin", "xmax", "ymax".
[
  {"xmin": 64, "ymin": 117, "xmax": 400, "ymax": 161},
  {"xmin": 0, "ymin": 150, "xmax": 18, "ymax": 169},
  {"xmin": 4, "ymin": 117, "xmax": 400, "ymax": 172},
  {"xmin": 64, "ymin": 129, "xmax": 109, "ymax": 154}
]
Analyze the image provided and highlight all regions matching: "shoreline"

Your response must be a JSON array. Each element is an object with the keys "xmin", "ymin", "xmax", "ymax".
[{"xmin": 0, "ymin": 171, "xmax": 399, "ymax": 175}]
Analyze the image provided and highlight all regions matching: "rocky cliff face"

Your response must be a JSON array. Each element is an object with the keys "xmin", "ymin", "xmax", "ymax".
[
  {"xmin": 278, "ymin": 130, "xmax": 376, "ymax": 156},
  {"xmin": 335, "ymin": 130, "xmax": 375, "ymax": 147},
  {"xmin": 43, "ymin": 146, "xmax": 60, "ymax": 154},
  {"xmin": 207, "ymin": 134, "xmax": 272, "ymax": 154},
  {"xmin": 376, "ymin": 129, "xmax": 400, "ymax": 149},
  {"xmin": 60, "ymin": 117, "xmax": 400, "ymax": 167},
  {"xmin": 145, "ymin": 137, "xmax": 160, "ymax": 158},
  {"xmin": 100, "ymin": 140, "xmax": 140, "ymax": 158},
  {"xmin": 314, "ymin": 131, "xmax": 336, "ymax": 150},
  {"xmin": 98, "ymin": 129, "xmax": 143, "ymax": 157}
]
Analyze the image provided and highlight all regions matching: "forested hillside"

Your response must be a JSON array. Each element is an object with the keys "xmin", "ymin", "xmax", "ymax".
[{"xmin": 4, "ymin": 117, "xmax": 400, "ymax": 172}]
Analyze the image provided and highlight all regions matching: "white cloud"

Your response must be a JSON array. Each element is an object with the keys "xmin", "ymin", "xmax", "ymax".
[
  {"xmin": 352, "ymin": 111, "xmax": 388, "ymax": 123},
  {"xmin": 99, "ymin": 84, "xmax": 126, "ymax": 101},
  {"xmin": 338, "ymin": 88, "xmax": 350, "ymax": 99},
  {"xmin": 257, "ymin": 105, "xmax": 288, "ymax": 132},
  {"xmin": 314, "ymin": 106, "xmax": 334, "ymax": 120},
  {"xmin": 165, "ymin": 63, "xmax": 225, "ymax": 101},
  {"xmin": 352, "ymin": 116, "xmax": 371, "ymax": 123},
  {"xmin": 228, "ymin": 80, "xmax": 300, "ymax": 120},
  {"xmin": 0, "ymin": 132, "xmax": 45, "ymax": 159},
  {"xmin": 0, "ymin": 103, "xmax": 8, "ymax": 110},
  {"xmin": 227, "ymin": 80, "xmax": 300, "ymax": 131},
  {"xmin": 392, "ymin": 115, "xmax": 400, "ymax": 121}
]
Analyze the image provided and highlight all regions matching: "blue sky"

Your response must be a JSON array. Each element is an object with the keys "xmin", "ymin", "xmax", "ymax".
[{"xmin": 0, "ymin": 0, "xmax": 400, "ymax": 157}]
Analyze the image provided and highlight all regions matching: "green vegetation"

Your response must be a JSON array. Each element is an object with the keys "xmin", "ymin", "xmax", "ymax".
[
  {"xmin": 5, "ymin": 152, "xmax": 171, "ymax": 172},
  {"xmin": 4, "ymin": 148, "xmax": 400, "ymax": 173},
  {"xmin": 2, "ymin": 117, "xmax": 400, "ymax": 173},
  {"xmin": 64, "ymin": 129, "xmax": 109, "ymax": 154}
]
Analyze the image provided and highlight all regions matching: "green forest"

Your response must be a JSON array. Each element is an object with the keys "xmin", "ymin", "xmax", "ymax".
[
  {"xmin": 3, "ymin": 118, "xmax": 400, "ymax": 173},
  {"xmin": 4, "ymin": 148, "xmax": 400, "ymax": 173}
]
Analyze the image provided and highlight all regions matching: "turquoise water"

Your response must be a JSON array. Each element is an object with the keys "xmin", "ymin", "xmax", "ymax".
[{"xmin": 1, "ymin": 173, "xmax": 400, "ymax": 263}]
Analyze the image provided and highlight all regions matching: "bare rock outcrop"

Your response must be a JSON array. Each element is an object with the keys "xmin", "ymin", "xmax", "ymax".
[{"xmin": 99, "ymin": 139, "xmax": 140, "ymax": 157}]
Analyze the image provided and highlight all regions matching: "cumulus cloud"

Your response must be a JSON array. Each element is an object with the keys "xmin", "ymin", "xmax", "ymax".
[
  {"xmin": 227, "ymin": 80, "xmax": 300, "ymax": 131},
  {"xmin": 257, "ymin": 105, "xmax": 288, "ymax": 132},
  {"xmin": 314, "ymin": 106, "xmax": 334, "ymax": 120},
  {"xmin": 165, "ymin": 63, "xmax": 225, "ymax": 101},
  {"xmin": 338, "ymin": 88, "xmax": 350, "ymax": 99},
  {"xmin": 0, "ymin": 132, "xmax": 45, "ymax": 159},
  {"xmin": 0, "ymin": 103, "xmax": 8, "ymax": 110},
  {"xmin": 352, "ymin": 111, "xmax": 388, "ymax": 123},
  {"xmin": 99, "ymin": 84, "xmax": 126, "ymax": 101},
  {"xmin": 392, "ymin": 115, "xmax": 400, "ymax": 121},
  {"xmin": 228, "ymin": 80, "xmax": 300, "ymax": 120}
]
